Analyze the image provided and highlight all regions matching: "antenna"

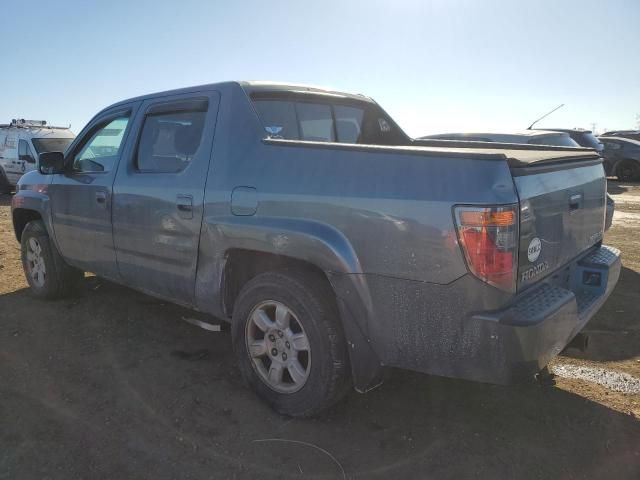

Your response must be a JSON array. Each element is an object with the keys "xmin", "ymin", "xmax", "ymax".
[{"xmin": 527, "ymin": 104, "xmax": 565, "ymax": 130}]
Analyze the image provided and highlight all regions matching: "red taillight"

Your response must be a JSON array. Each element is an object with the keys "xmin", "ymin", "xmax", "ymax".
[{"xmin": 454, "ymin": 205, "xmax": 518, "ymax": 292}]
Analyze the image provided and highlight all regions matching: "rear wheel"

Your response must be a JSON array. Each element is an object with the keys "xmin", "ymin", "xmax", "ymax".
[
  {"xmin": 231, "ymin": 270, "xmax": 351, "ymax": 417},
  {"xmin": 21, "ymin": 220, "xmax": 84, "ymax": 299},
  {"xmin": 616, "ymin": 159, "xmax": 640, "ymax": 182}
]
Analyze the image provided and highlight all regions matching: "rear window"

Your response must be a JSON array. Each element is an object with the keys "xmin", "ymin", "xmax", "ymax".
[
  {"xmin": 31, "ymin": 137, "xmax": 74, "ymax": 154},
  {"xmin": 528, "ymin": 134, "xmax": 579, "ymax": 147},
  {"xmin": 251, "ymin": 95, "xmax": 407, "ymax": 146},
  {"xmin": 575, "ymin": 132, "xmax": 603, "ymax": 150}
]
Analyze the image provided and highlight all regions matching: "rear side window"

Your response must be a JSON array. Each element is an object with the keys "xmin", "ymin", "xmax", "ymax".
[{"xmin": 136, "ymin": 108, "xmax": 206, "ymax": 173}]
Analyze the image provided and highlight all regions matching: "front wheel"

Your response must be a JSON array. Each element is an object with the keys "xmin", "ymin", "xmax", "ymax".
[
  {"xmin": 21, "ymin": 220, "xmax": 84, "ymax": 299},
  {"xmin": 231, "ymin": 270, "xmax": 351, "ymax": 417}
]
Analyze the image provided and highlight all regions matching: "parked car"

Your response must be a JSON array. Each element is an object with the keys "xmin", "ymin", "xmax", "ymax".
[
  {"xmin": 602, "ymin": 130, "xmax": 640, "ymax": 142},
  {"xmin": 11, "ymin": 81, "xmax": 620, "ymax": 416},
  {"xmin": 0, "ymin": 119, "xmax": 75, "ymax": 193},
  {"xmin": 421, "ymin": 130, "xmax": 580, "ymax": 147},
  {"xmin": 534, "ymin": 128, "xmax": 603, "ymax": 153},
  {"xmin": 599, "ymin": 136, "xmax": 640, "ymax": 181}
]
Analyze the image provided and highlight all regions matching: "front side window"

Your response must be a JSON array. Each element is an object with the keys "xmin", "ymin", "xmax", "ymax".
[
  {"xmin": 18, "ymin": 140, "xmax": 36, "ymax": 163},
  {"xmin": 136, "ymin": 110, "xmax": 206, "ymax": 173},
  {"xmin": 74, "ymin": 116, "xmax": 130, "ymax": 172}
]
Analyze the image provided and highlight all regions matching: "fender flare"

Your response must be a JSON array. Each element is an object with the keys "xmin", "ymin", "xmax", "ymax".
[
  {"xmin": 11, "ymin": 190, "xmax": 53, "ymax": 242},
  {"xmin": 197, "ymin": 215, "xmax": 384, "ymax": 391}
]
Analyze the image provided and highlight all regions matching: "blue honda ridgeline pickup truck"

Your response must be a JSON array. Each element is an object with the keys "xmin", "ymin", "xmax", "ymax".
[{"xmin": 12, "ymin": 81, "xmax": 620, "ymax": 416}]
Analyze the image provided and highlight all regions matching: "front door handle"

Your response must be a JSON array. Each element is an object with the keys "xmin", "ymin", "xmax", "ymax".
[
  {"xmin": 176, "ymin": 194, "xmax": 193, "ymax": 219},
  {"xmin": 95, "ymin": 190, "xmax": 107, "ymax": 207}
]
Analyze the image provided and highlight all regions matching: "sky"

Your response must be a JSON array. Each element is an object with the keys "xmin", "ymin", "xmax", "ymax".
[{"xmin": 1, "ymin": 0, "xmax": 639, "ymax": 137}]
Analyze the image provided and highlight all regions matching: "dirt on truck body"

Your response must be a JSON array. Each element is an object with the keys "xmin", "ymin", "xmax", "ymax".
[{"xmin": 0, "ymin": 186, "xmax": 639, "ymax": 478}]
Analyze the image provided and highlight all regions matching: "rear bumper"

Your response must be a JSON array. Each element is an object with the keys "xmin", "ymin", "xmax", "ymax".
[
  {"xmin": 333, "ymin": 245, "xmax": 621, "ymax": 390},
  {"xmin": 466, "ymin": 245, "xmax": 621, "ymax": 384}
]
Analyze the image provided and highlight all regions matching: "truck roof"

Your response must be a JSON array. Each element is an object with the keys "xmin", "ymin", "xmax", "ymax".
[{"xmin": 105, "ymin": 81, "xmax": 373, "ymax": 111}]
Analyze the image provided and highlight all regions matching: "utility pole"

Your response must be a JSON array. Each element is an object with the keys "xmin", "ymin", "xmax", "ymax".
[{"xmin": 590, "ymin": 122, "xmax": 597, "ymax": 134}]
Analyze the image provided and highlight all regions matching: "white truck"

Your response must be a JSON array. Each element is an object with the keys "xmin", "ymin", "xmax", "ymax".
[{"xmin": 0, "ymin": 119, "xmax": 75, "ymax": 193}]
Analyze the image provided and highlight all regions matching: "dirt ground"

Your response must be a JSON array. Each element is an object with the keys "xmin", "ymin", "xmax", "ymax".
[{"xmin": 1, "ymin": 184, "xmax": 639, "ymax": 480}]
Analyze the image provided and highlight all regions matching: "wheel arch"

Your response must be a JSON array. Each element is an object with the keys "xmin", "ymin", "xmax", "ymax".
[
  {"xmin": 12, "ymin": 208, "xmax": 44, "ymax": 242},
  {"xmin": 195, "ymin": 216, "xmax": 383, "ymax": 392}
]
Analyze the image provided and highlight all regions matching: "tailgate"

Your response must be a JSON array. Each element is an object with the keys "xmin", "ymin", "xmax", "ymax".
[{"xmin": 513, "ymin": 160, "xmax": 606, "ymax": 290}]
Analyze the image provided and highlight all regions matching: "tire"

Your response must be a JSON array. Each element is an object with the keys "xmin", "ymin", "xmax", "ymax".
[
  {"xmin": 231, "ymin": 270, "xmax": 351, "ymax": 417},
  {"xmin": 21, "ymin": 220, "xmax": 84, "ymax": 299},
  {"xmin": 616, "ymin": 159, "xmax": 640, "ymax": 182}
]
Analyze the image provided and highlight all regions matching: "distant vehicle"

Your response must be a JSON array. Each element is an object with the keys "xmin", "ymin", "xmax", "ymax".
[
  {"xmin": 534, "ymin": 128, "xmax": 603, "ymax": 153},
  {"xmin": 420, "ymin": 130, "xmax": 580, "ymax": 147},
  {"xmin": 599, "ymin": 136, "xmax": 640, "ymax": 181},
  {"xmin": 0, "ymin": 119, "xmax": 75, "ymax": 193},
  {"xmin": 601, "ymin": 130, "xmax": 640, "ymax": 142},
  {"xmin": 11, "ymin": 81, "xmax": 619, "ymax": 416}
]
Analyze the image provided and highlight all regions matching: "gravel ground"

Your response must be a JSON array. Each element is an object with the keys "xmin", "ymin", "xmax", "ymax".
[{"xmin": 1, "ymin": 182, "xmax": 639, "ymax": 480}]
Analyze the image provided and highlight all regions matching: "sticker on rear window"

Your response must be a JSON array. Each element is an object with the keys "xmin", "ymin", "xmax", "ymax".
[{"xmin": 265, "ymin": 126, "xmax": 283, "ymax": 137}]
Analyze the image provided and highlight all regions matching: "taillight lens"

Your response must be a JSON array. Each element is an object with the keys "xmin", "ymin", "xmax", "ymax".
[{"xmin": 454, "ymin": 205, "xmax": 518, "ymax": 292}]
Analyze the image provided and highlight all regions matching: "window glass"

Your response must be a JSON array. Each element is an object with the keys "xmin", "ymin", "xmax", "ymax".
[
  {"xmin": 74, "ymin": 117, "xmax": 129, "ymax": 172},
  {"xmin": 528, "ymin": 134, "xmax": 579, "ymax": 147},
  {"xmin": 334, "ymin": 105, "xmax": 363, "ymax": 143},
  {"xmin": 136, "ymin": 111, "xmax": 206, "ymax": 173},
  {"xmin": 296, "ymin": 103, "xmax": 335, "ymax": 142},
  {"xmin": 18, "ymin": 140, "xmax": 35, "ymax": 162},
  {"xmin": 252, "ymin": 96, "xmax": 407, "ymax": 146},
  {"xmin": 253, "ymin": 100, "xmax": 299, "ymax": 139},
  {"xmin": 576, "ymin": 132, "xmax": 603, "ymax": 150},
  {"xmin": 32, "ymin": 137, "xmax": 74, "ymax": 154}
]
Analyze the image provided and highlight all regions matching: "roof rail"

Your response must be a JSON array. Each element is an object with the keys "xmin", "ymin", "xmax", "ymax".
[{"xmin": 0, "ymin": 118, "xmax": 70, "ymax": 130}]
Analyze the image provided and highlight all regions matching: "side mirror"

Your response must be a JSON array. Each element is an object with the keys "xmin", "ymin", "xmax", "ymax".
[
  {"xmin": 20, "ymin": 154, "xmax": 36, "ymax": 164},
  {"xmin": 38, "ymin": 151, "xmax": 66, "ymax": 174}
]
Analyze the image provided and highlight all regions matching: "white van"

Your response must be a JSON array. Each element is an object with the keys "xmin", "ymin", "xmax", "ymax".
[{"xmin": 0, "ymin": 119, "xmax": 75, "ymax": 193}]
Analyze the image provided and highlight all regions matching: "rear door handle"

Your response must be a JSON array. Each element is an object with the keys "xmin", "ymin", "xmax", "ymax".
[
  {"xmin": 569, "ymin": 193, "xmax": 582, "ymax": 212},
  {"xmin": 176, "ymin": 194, "xmax": 193, "ymax": 219}
]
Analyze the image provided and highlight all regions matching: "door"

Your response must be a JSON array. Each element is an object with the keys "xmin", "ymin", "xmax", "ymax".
[
  {"xmin": 4, "ymin": 138, "xmax": 35, "ymax": 184},
  {"xmin": 49, "ymin": 107, "xmax": 137, "ymax": 278},
  {"xmin": 112, "ymin": 92, "xmax": 220, "ymax": 305}
]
